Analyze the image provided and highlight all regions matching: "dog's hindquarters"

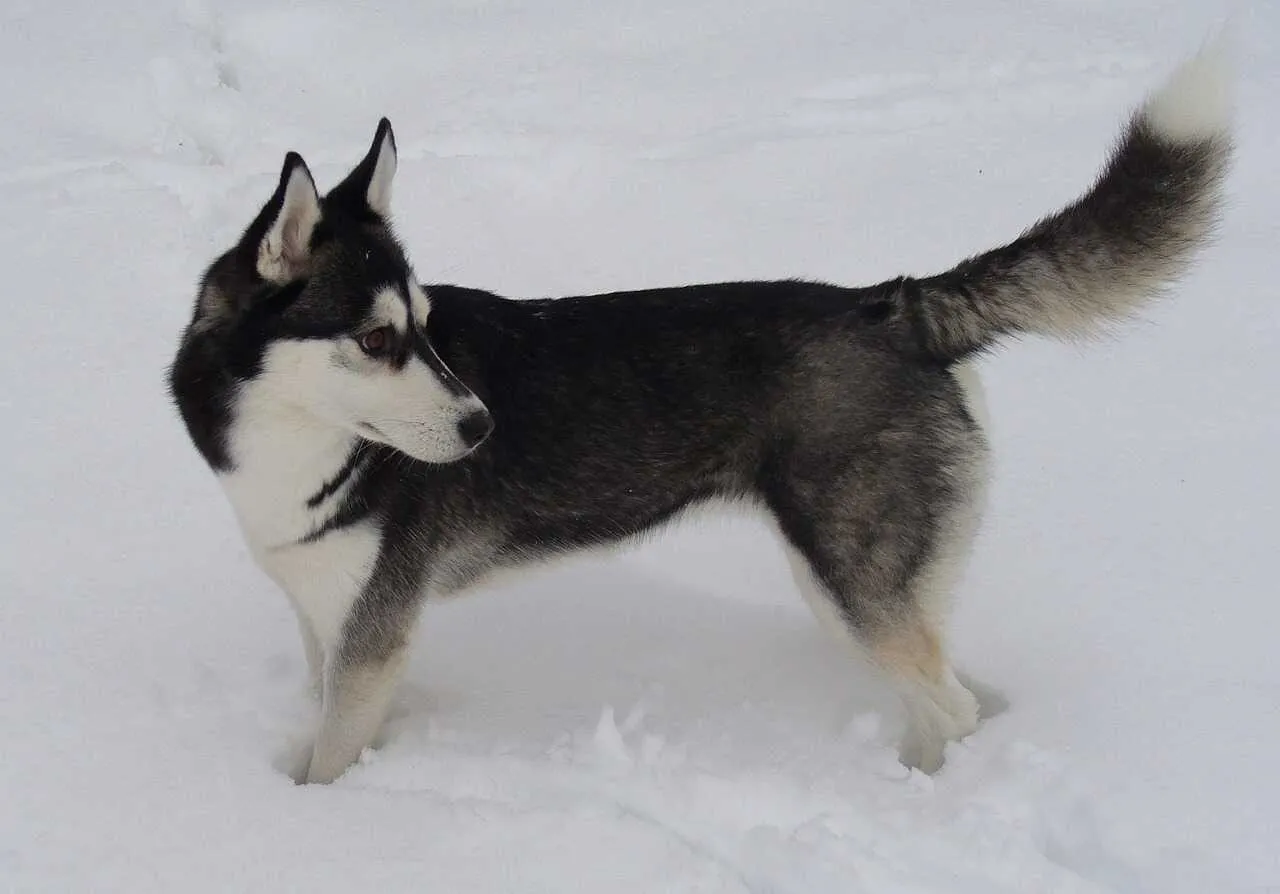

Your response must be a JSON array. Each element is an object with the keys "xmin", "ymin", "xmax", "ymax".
[
  {"xmin": 777, "ymin": 44, "xmax": 1232, "ymax": 771},
  {"xmin": 764, "ymin": 365, "xmax": 989, "ymax": 772}
]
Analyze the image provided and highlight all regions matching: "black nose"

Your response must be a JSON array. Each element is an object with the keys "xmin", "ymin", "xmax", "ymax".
[{"xmin": 457, "ymin": 408, "xmax": 494, "ymax": 449}]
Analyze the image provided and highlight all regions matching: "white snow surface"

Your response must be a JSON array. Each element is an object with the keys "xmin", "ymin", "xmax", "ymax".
[{"xmin": 3, "ymin": 1, "xmax": 1278, "ymax": 891}]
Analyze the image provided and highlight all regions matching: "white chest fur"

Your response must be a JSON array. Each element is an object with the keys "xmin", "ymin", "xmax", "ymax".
[
  {"xmin": 218, "ymin": 383, "xmax": 383, "ymax": 651},
  {"xmin": 219, "ymin": 383, "xmax": 359, "ymax": 545}
]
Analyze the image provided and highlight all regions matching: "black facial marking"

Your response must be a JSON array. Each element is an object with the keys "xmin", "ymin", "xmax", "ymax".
[{"xmin": 413, "ymin": 330, "xmax": 472, "ymax": 397}]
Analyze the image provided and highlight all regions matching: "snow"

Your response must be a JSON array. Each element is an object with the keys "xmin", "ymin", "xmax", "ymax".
[{"xmin": 2, "ymin": 0, "xmax": 1278, "ymax": 890}]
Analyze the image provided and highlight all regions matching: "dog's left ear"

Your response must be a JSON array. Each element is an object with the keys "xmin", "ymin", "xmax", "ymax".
[
  {"xmin": 254, "ymin": 152, "xmax": 323, "ymax": 284},
  {"xmin": 326, "ymin": 118, "xmax": 397, "ymax": 220}
]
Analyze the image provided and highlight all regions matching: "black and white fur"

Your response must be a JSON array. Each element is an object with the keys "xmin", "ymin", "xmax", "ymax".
[{"xmin": 169, "ymin": 47, "xmax": 1231, "ymax": 784}]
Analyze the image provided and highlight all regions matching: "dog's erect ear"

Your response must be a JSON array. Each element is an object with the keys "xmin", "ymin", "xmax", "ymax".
[
  {"xmin": 253, "ymin": 152, "xmax": 322, "ymax": 284},
  {"xmin": 326, "ymin": 118, "xmax": 397, "ymax": 219},
  {"xmin": 364, "ymin": 119, "xmax": 397, "ymax": 218}
]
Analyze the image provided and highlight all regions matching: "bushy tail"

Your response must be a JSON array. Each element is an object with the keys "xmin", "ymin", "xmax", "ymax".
[{"xmin": 900, "ymin": 42, "xmax": 1233, "ymax": 362}]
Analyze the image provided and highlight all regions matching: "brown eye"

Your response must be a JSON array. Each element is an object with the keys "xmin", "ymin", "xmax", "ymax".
[{"xmin": 359, "ymin": 326, "xmax": 393, "ymax": 357}]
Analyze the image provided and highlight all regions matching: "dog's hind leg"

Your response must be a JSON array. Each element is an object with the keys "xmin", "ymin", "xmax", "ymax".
[
  {"xmin": 782, "ymin": 541, "xmax": 979, "ymax": 774},
  {"xmin": 864, "ymin": 611, "xmax": 980, "ymax": 774},
  {"xmin": 768, "ymin": 403, "xmax": 988, "ymax": 773}
]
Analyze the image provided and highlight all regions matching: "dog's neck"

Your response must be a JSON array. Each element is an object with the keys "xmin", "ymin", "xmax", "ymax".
[{"xmin": 217, "ymin": 388, "xmax": 363, "ymax": 550}]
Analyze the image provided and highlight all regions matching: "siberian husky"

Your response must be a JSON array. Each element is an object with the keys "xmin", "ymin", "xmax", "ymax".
[{"xmin": 169, "ymin": 47, "xmax": 1231, "ymax": 783}]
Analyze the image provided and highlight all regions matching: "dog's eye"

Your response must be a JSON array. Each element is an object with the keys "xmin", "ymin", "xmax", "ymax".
[{"xmin": 358, "ymin": 326, "xmax": 394, "ymax": 357}]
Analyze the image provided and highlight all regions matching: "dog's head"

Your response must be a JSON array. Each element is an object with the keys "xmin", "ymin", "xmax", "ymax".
[{"xmin": 193, "ymin": 120, "xmax": 491, "ymax": 464}]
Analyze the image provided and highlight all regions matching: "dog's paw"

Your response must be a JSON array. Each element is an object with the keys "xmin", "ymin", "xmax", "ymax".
[
  {"xmin": 303, "ymin": 752, "xmax": 357, "ymax": 785},
  {"xmin": 898, "ymin": 733, "xmax": 946, "ymax": 776},
  {"xmin": 271, "ymin": 737, "xmax": 315, "ymax": 785}
]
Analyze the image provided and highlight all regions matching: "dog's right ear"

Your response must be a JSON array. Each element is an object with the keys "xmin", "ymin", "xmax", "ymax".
[
  {"xmin": 246, "ymin": 152, "xmax": 323, "ymax": 284},
  {"xmin": 325, "ymin": 118, "xmax": 397, "ymax": 220}
]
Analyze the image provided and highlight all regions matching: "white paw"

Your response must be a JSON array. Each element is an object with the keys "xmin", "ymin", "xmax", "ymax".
[
  {"xmin": 272, "ymin": 737, "xmax": 314, "ymax": 785},
  {"xmin": 899, "ymin": 733, "xmax": 946, "ymax": 775}
]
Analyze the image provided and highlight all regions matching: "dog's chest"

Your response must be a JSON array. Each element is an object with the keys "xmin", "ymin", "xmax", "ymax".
[
  {"xmin": 222, "ymin": 454, "xmax": 383, "ymax": 649},
  {"xmin": 216, "ymin": 393, "xmax": 385, "ymax": 647},
  {"xmin": 218, "ymin": 390, "xmax": 362, "ymax": 545},
  {"xmin": 256, "ymin": 526, "xmax": 382, "ymax": 649}
]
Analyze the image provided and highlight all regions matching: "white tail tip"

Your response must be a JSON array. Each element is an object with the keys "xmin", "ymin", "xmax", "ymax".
[{"xmin": 1142, "ymin": 34, "xmax": 1233, "ymax": 143}]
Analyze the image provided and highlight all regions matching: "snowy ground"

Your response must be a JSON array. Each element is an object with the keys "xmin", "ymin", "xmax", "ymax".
[{"xmin": 3, "ymin": 0, "xmax": 1278, "ymax": 890}]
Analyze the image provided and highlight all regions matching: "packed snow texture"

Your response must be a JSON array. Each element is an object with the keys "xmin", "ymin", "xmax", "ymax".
[{"xmin": 3, "ymin": 1, "xmax": 1278, "ymax": 891}]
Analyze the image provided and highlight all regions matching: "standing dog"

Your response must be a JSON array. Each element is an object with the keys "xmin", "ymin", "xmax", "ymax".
[{"xmin": 169, "ymin": 48, "xmax": 1230, "ymax": 783}]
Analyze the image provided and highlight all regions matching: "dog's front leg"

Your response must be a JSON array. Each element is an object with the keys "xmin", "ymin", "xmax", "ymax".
[
  {"xmin": 303, "ymin": 646, "xmax": 410, "ymax": 784},
  {"xmin": 301, "ymin": 580, "xmax": 423, "ymax": 785}
]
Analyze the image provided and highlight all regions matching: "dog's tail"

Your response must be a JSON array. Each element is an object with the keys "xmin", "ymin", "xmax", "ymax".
[{"xmin": 894, "ymin": 42, "xmax": 1232, "ymax": 362}]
